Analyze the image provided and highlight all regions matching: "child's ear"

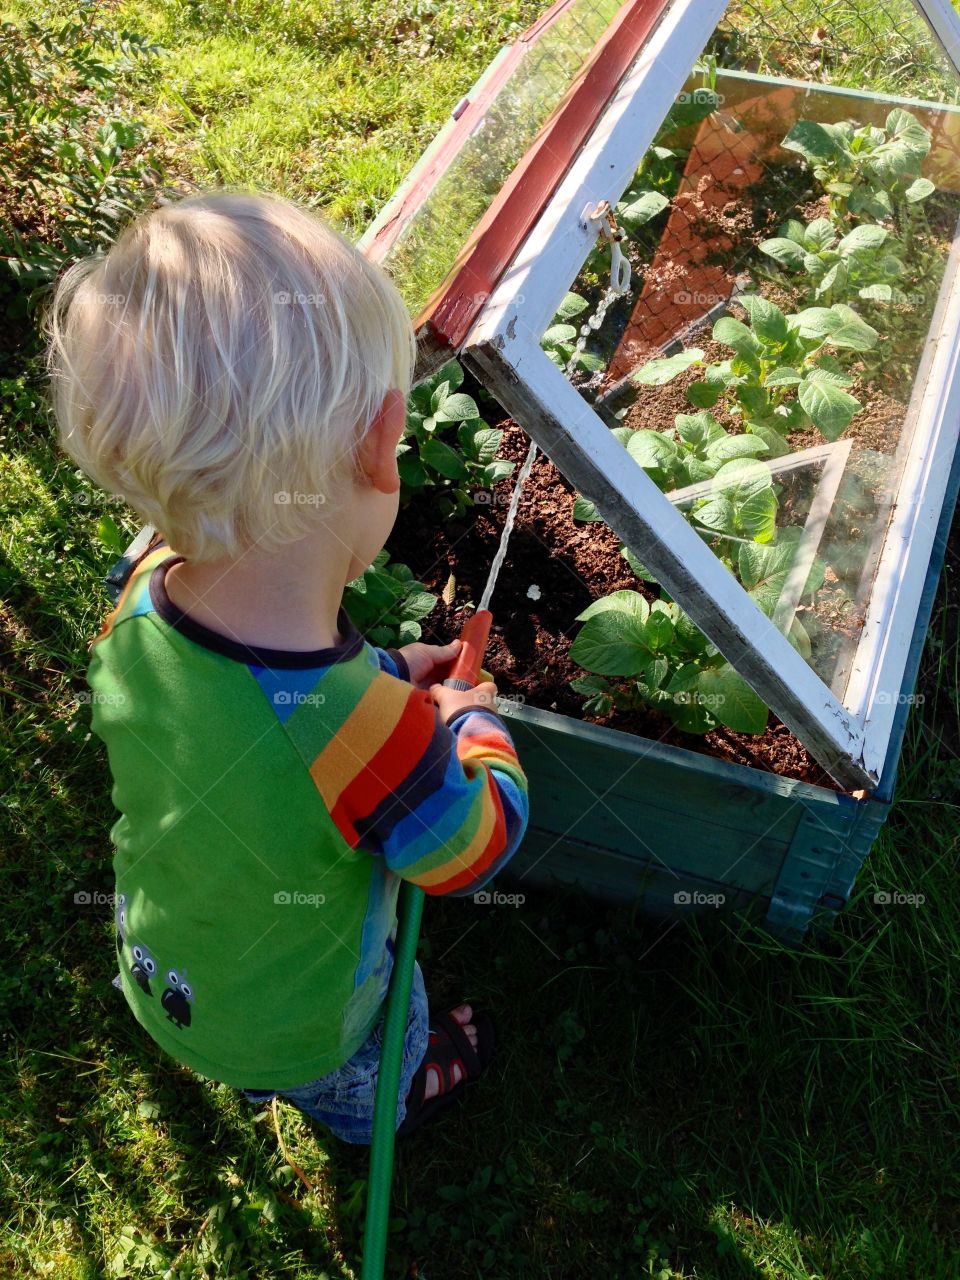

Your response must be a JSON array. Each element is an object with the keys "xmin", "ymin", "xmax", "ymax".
[{"xmin": 357, "ymin": 388, "xmax": 406, "ymax": 494}]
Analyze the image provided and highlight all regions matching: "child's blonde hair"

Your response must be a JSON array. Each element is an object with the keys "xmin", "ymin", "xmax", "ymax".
[{"xmin": 45, "ymin": 191, "xmax": 417, "ymax": 561}]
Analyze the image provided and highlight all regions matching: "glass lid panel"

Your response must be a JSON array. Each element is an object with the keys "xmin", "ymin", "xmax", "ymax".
[
  {"xmin": 378, "ymin": 0, "xmax": 625, "ymax": 317},
  {"xmin": 539, "ymin": 18, "xmax": 960, "ymax": 700}
]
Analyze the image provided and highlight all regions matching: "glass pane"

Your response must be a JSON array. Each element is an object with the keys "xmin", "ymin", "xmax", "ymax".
[
  {"xmin": 378, "ymin": 0, "xmax": 625, "ymax": 316},
  {"xmin": 539, "ymin": 4, "xmax": 960, "ymax": 701}
]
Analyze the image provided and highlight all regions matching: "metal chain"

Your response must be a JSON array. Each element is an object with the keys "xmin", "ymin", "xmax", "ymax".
[{"xmin": 563, "ymin": 199, "xmax": 632, "ymax": 379}]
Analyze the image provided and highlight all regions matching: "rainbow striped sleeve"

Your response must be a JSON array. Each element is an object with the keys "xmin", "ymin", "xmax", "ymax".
[
  {"xmin": 371, "ymin": 647, "xmax": 410, "ymax": 682},
  {"xmin": 312, "ymin": 677, "xmax": 529, "ymax": 896}
]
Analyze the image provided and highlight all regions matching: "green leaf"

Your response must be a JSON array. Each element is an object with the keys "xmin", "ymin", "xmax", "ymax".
[
  {"xmin": 675, "ymin": 609, "xmax": 710, "ymax": 654},
  {"xmin": 665, "ymin": 663, "xmax": 701, "ymax": 694},
  {"xmin": 433, "ymin": 392, "xmax": 479, "ymax": 422},
  {"xmin": 691, "ymin": 495, "xmax": 736, "ymax": 536},
  {"xmin": 575, "ymin": 350, "xmax": 605, "ymax": 373},
  {"xmin": 420, "ymin": 358, "xmax": 463, "ymax": 399},
  {"xmin": 482, "ymin": 459, "xmax": 516, "ymax": 486},
  {"xmin": 781, "ymin": 219, "xmax": 808, "ymax": 246},
  {"xmin": 542, "ymin": 323, "xmax": 578, "ymax": 346},
  {"xmin": 465, "ymin": 425, "xmax": 502, "ymax": 463},
  {"xmin": 739, "ymin": 528, "xmax": 826, "ymax": 600},
  {"xmin": 747, "ymin": 421, "xmax": 792, "ymax": 459},
  {"xmin": 704, "ymin": 359, "xmax": 737, "ymax": 387},
  {"xmin": 858, "ymin": 283, "xmax": 894, "ymax": 302},
  {"xmin": 554, "ymin": 291, "xmax": 589, "ymax": 321},
  {"xmin": 669, "ymin": 696, "xmax": 715, "ymax": 735},
  {"xmin": 738, "ymin": 486, "xmax": 778, "ymax": 543},
  {"xmin": 571, "ymin": 674, "xmax": 612, "ymax": 695},
  {"xmin": 621, "ymin": 546, "xmax": 657, "ymax": 582},
  {"xmin": 429, "ymin": 382, "xmax": 451, "ymax": 417},
  {"xmin": 699, "ymin": 663, "xmax": 768, "ymax": 734},
  {"xmin": 792, "ymin": 307, "xmax": 836, "ymax": 341},
  {"xmin": 706, "ymin": 434, "xmax": 769, "ymax": 464},
  {"xmin": 618, "ymin": 189, "xmax": 669, "ymax": 226},
  {"xmin": 788, "ymin": 617, "xmax": 812, "ymax": 660},
  {"xmin": 681, "ymin": 456, "xmax": 720, "ymax": 485},
  {"xmin": 398, "ymin": 620, "xmax": 422, "ymax": 644},
  {"xmin": 737, "ymin": 383, "xmax": 769, "ymax": 419},
  {"xmin": 759, "ymin": 236, "xmax": 806, "ymax": 269},
  {"xmin": 713, "ymin": 316, "xmax": 757, "ymax": 356},
  {"xmin": 638, "ymin": 654, "xmax": 670, "ymax": 689},
  {"xmin": 631, "ymin": 349, "xmax": 704, "ymax": 385},
  {"xmin": 402, "ymin": 591, "xmax": 437, "ymax": 622},
  {"xmin": 570, "ymin": 609, "xmax": 651, "ymax": 677},
  {"xmin": 781, "ymin": 119, "xmax": 842, "ymax": 166},
  {"xmin": 397, "ymin": 452, "xmax": 429, "ymax": 489},
  {"xmin": 686, "ymin": 379, "xmax": 722, "ymax": 408},
  {"xmin": 904, "ymin": 176, "xmax": 935, "ymax": 203},
  {"xmin": 804, "ymin": 252, "xmax": 830, "ymax": 281},
  {"xmin": 764, "ymin": 367, "xmax": 803, "ymax": 387},
  {"xmin": 798, "ymin": 376, "xmax": 860, "ymax": 440},
  {"xmin": 626, "ymin": 429, "xmax": 678, "ymax": 482},
  {"xmin": 711, "ymin": 457, "xmax": 775, "ymax": 502},
  {"xmin": 805, "ymin": 364, "xmax": 853, "ymax": 388},
  {"xmin": 737, "ymin": 295, "xmax": 788, "ymax": 345},
  {"xmin": 675, "ymin": 411, "xmax": 724, "ymax": 449},
  {"xmin": 838, "ymin": 224, "xmax": 888, "ymax": 255},
  {"xmin": 576, "ymin": 590, "xmax": 650, "ymax": 624},
  {"xmin": 885, "ymin": 107, "xmax": 931, "ymax": 156},
  {"xmin": 817, "ymin": 261, "xmax": 846, "ymax": 296},
  {"xmin": 804, "ymin": 218, "xmax": 836, "ymax": 251},
  {"xmin": 573, "ymin": 495, "xmax": 601, "ymax": 522},
  {"xmin": 96, "ymin": 515, "xmax": 126, "ymax": 553},
  {"xmin": 643, "ymin": 610, "xmax": 675, "ymax": 652},
  {"xmin": 420, "ymin": 437, "xmax": 469, "ymax": 478}
]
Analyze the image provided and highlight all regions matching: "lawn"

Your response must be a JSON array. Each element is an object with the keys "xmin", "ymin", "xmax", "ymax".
[{"xmin": 1, "ymin": 1, "xmax": 959, "ymax": 1277}]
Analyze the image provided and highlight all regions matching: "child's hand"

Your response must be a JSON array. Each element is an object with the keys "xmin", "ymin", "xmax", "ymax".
[
  {"xmin": 399, "ymin": 638, "xmax": 462, "ymax": 689},
  {"xmin": 429, "ymin": 680, "xmax": 499, "ymax": 723}
]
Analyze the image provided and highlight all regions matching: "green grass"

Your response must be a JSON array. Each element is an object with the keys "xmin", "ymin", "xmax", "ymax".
[
  {"xmin": 1, "ymin": 0, "xmax": 545, "ymax": 238},
  {"xmin": 2, "ymin": 1, "xmax": 960, "ymax": 1276}
]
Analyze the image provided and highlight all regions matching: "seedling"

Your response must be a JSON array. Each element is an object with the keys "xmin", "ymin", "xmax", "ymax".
[
  {"xmin": 781, "ymin": 108, "xmax": 934, "ymax": 225},
  {"xmin": 759, "ymin": 218, "xmax": 907, "ymax": 305}
]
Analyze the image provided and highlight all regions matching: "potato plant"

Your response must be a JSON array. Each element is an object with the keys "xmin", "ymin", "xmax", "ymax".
[
  {"xmin": 781, "ymin": 109, "xmax": 934, "ymax": 225},
  {"xmin": 759, "ymin": 218, "xmax": 908, "ymax": 305},
  {"xmin": 632, "ymin": 295, "xmax": 879, "ymax": 456},
  {"xmin": 342, "ymin": 550, "xmax": 437, "ymax": 647},
  {"xmin": 399, "ymin": 358, "xmax": 515, "ymax": 517},
  {"xmin": 569, "ymin": 591, "xmax": 769, "ymax": 736}
]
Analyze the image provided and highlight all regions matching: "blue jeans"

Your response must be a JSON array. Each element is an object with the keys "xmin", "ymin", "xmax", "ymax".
[{"xmin": 240, "ymin": 961, "xmax": 429, "ymax": 1145}]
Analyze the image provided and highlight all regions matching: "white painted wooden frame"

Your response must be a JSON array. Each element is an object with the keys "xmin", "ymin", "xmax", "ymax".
[
  {"xmin": 460, "ymin": 0, "xmax": 960, "ymax": 790},
  {"xmin": 845, "ymin": 218, "xmax": 960, "ymax": 777}
]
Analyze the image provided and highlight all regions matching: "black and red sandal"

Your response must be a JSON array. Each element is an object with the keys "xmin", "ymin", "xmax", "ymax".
[{"xmin": 397, "ymin": 1007, "xmax": 495, "ymax": 1137}]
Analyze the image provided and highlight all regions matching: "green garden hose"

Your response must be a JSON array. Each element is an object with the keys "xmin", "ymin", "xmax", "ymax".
[
  {"xmin": 360, "ymin": 879, "xmax": 425, "ymax": 1280},
  {"xmin": 361, "ymin": 616, "xmax": 493, "ymax": 1278}
]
